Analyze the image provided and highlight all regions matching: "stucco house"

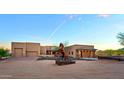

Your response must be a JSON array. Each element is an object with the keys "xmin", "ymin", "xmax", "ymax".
[
  {"xmin": 65, "ymin": 44, "xmax": 97, "ymax": 58},
  {"xmin": 11, "ymin": 42, "xmax": 97, "ymax": 58}
]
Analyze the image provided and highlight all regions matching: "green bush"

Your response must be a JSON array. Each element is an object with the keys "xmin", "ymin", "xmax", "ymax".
[
  {"xmin": 0, "ymin": 48, "xmax": 10, "ymax": 57},
  {"xmin": 96, "ymin": 49, "xmax": 124, "ymax": 56}
]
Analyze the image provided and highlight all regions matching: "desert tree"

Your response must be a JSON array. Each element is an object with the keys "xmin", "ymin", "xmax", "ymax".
[
  {"xmin": 0, "ymin": 48, "xmax": 10, "ymax": 57},
  {"xmin": 117, "ymin": 32, "xmax": 124, "ymax": 46}
]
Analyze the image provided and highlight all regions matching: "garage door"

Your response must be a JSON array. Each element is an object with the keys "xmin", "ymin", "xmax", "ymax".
[
  {"xmin": 27, "ymin": 51, "xmax": 38, "ymax": 57},
  {"xmin": 14, "ymin": 48, "xmax": 23, "ymax": 57}
]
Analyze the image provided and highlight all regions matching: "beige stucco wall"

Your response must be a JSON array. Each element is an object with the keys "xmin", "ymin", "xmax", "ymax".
[
  {"xmin": 65, "ymin": 45, "xmax": 94, "ymax": 57},
  {"xmin": 26, "ymin": 43, "xmax": 40, "ymax": 55},
  {"xmin": 40, "ymin": 46, "xmax": 55, "ymax": 55},
  {"xmin": 12, "ymin": 42, "xmax": 26, "ymax": 56},
  {"xmin": 12, "ymin": 42, "xmax": 40, "ymax": 57},
  {"xmin": 40, "ymin": 46, "xmax": 46, "ymax": 55}
]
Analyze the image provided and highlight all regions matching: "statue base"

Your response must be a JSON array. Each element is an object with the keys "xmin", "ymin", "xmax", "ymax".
[{"xmin": 55, "ymin": 57, "xmax": 76, "ymax": 66}]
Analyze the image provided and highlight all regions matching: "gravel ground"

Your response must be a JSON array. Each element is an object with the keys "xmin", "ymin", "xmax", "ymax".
[{"xmin": 0, "ymin": 57, "xmax": 124, "ymax": 79}]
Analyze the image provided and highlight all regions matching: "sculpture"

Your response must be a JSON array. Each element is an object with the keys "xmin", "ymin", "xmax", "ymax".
[
  {"xmin": 55, "ymin": 43, "xmax": 75, "ymax": 65},
  {"xmin": 58, "ymin": 43, "xmax": 66, "ymax": 59}
]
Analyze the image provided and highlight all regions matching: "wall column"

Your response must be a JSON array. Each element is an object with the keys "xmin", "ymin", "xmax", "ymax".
[
  {"xmin": 91, "ymin": 51, "xmax": 96, "ymax": 58},
  {"xmin": 88, "ymin": 50, "xmax": 90, "ymax": 58},
  {"xmin": 51, "ymin": 51, "xmax": 52, "ymax": 55},
  {"xmin": 89, "ymin": 50, "xmax": 91, "ymax": 58},
  {"xmin": 92, "ymin": 51, "xmax": 96, "ymax": 57},
  {"xmin": 77, "ymin": 50, "xmax": 81, "ymax": 58}
]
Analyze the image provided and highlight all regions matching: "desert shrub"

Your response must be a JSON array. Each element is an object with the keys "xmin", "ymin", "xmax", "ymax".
[
  {"xmin": 96, "ymin": 49, "xmax": 124, "ymax": 56},
  {"xmin": 0, "ymin": 48, "xmax": 10, "ymax": 57}
]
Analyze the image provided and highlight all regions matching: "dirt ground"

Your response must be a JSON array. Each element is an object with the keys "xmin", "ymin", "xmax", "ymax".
[{"xmin": 0, "ymin": 57, "xmax": 124, "ymax": 79}]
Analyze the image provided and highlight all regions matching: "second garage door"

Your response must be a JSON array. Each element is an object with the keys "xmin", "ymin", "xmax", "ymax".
[{"xmin": 26, "ymin": 51, "xmax": 38, "ymax": 57}]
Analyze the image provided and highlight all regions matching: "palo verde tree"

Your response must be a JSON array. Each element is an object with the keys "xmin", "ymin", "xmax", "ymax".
[
  {"xmin": 62, "ymin": 41, "xmax": 69, "ymax": 48},
  {"xmin": 117, "ymin": 32, "xmax": 124, "ymax": 46},
  {"xmin": 52, "ymin": 41, "xmax": 69, "ymax": 52}
]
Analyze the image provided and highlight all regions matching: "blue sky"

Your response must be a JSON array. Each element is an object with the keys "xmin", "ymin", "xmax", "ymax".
[{"xmin": 0, "ymin": 14, "xmax": 124, "ymax": 50}]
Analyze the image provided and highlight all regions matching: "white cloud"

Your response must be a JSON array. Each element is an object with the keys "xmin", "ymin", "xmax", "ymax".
[
  {"xmin": 65, "ymin": 14, "xmax": 79, "ymax": 20},
  {"xmin": 98, "ymin": 14, "xmax": 110, "ymax": 18}
]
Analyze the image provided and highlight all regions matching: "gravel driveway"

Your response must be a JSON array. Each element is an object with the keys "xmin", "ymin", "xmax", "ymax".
[{"xmin": 0, "ymin": 57, "xmax": 124, "ymax": 79}]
